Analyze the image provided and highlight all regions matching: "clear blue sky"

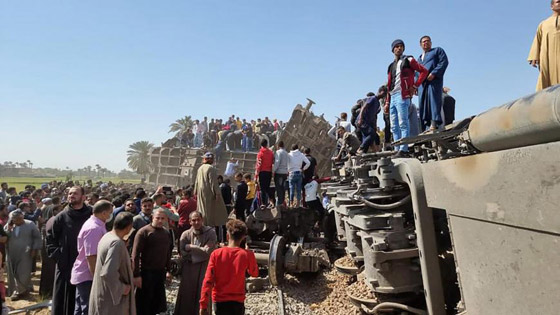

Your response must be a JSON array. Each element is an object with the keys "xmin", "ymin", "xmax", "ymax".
[{"xmin": 0, "ymin": 0, "xmax": 551, "ymax": 171}]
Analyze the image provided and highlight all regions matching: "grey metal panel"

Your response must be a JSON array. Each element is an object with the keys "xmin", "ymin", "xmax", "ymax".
[
  {"xmin": 448, "ymin": 216, "xmax": 560, "ymax": 315},
  {"xmin": 422, "ymin": 142, "xmax": 560, "ymax": 235}
]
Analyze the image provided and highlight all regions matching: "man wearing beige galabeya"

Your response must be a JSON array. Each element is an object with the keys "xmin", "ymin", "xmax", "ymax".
[
  {"xmin": 89, "ymin": 212, "xmax": 136, "ymax": 315},
  {"xmin": 528, "ymin": 0, "xmax": 560, "ymax": 91},
  {"xmin": 194, "ymin": 152, "xmax": 228, "ymax": 242}
]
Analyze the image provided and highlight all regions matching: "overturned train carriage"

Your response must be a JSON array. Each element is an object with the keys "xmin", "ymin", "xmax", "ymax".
[
  {"xmin": 329, "ymin": 86, "xmax": 560, "ymax": 314},
  {"xmin": 147, "ymin": 98, "xmax": 334, "ymax": 187},
  {"xmin": 148, "ymin": 146, "xmax": 257, "ymax": 187}
]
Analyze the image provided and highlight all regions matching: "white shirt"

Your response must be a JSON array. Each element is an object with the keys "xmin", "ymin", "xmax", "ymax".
[
  {"xmin": 304, "ymin": 180, "xmax": 319, "ymax": 202},
  {"xmin": 224, "ymin": 161, "xmax": 238, "ymax": 177},
  {"xmin": 327, "ymin": 120, "xmax": 352, "ymax": 140},
  {"xmin": 390, "ymin": 58, "xmax": 405, "ymax": 95},
  {"xmin": 287, "ymin": 149, "xmax": 310, "ymax": 173},
  {"xmin": 197, "ymin": 122, "xmax": 207, "ymax": 134}
]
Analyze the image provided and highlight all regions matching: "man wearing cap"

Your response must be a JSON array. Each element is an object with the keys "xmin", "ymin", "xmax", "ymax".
[
  {"xmin": 194, "ymin": 152, "xmax": 228, "ymax": 241},
  {"xmin": 384, "ymin": 39, "xmax": 428, "ymax": 158},
  {"xmin": 4, "ymin": 210, "xmax": 41, "ymax": 300}
]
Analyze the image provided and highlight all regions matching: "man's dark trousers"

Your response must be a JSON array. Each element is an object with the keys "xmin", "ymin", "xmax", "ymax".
[
  {"xmin": 74, "ymin": 280, "xmax": 92, "ymax": 315},
  {"xmin": 214, "ymin": 301, "xmax": 245, "ymax": 315},
  {"xmin": 52, "ymin": 267, "xmax": 76, "ymax": 315},
  {"xmin": 274, "ymin": 173, "xmax": 288, "ymax": 206},
  {"xmin": 136, "ymin": 269, "xmax": 167, "ymax": 315},
  {"xmin": 258, "ymin": 171, "xmax": 272, "ymax": 206},
  {"xmin": 383, "ymin": 112, "xmax": 392, "ymax": 144},
  {"xmin": 358, "ymin": 125, "xmax": 376, "ymax": 153}
]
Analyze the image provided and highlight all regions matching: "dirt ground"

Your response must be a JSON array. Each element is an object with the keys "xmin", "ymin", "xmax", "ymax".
[{"xmin": 4, "ymin": 264, "xmax": 50, "ymax": 315}]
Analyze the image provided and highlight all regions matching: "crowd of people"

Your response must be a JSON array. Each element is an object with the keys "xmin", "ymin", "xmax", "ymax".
[
  {"xmin": 0, "ymin": 1, "xmax": 555, "ymax": 312},
  {"xmin": 329, "ymin": 35, "xmax": 456, "ymax": 160},
  {"xmin": 178, "ymin": 115, "xmax": 285, "ymax": 153},
  {"xmin": 0, "ymin": 134, "xmax": 325, "ymax": 315},
  {"xmin": 0, "ymin": 35, "xmax": 459, "ymax": 315}
]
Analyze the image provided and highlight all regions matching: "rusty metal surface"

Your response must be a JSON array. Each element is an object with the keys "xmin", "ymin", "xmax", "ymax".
[
  {"xmin": 148, "ymin": 100, "xmax": 335, "ymax": 186},
  {"xmin": 467, "ymin": 85, "xmax": 560, "ymax": 153},
  {"xmin": 278, "ymin": 103, "xmax": 336, "ymax": 177},
  {"xmin": 148, "ymin": 147, "xmax": 187, "ymax": 187},
  {"xmin": 148, "ymin": 147, "xmax": 257, "ymax": 187}
]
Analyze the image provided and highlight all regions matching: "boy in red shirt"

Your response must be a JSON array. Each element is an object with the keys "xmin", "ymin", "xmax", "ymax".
[{"xmin": 199, "ymin": 219, "xmax": 259, "ymax": 315}]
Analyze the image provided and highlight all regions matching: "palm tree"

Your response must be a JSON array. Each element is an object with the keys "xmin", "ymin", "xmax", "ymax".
[
  {"xmin": 168, "ymin": 115, "xmax": 193, "ymax": 137},
  {"xmin": 95, "ymin": 164, "xmax": 101, "ymax": 178},
  {"xmin": 27, "ymin": 160, "xmax": 32, "ymax": 169},
  {"xmin": 127, "ymin": 141, "xmax": 154, "ymax": 178}
]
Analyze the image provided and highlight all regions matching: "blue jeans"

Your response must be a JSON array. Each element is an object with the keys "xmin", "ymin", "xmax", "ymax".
[
  {"xmin": 288, "ymin": 171, "xmax": 303, "ymax": 204},
  {"xmin": 194, "ymin": 133, "xmax": 202, "ymax": 147},
  {"xmin": 390, "ymin": 92, "xmax": 411, "ymax": 152},
  {"xmin": 242, "ymin": 135, "xmax": 252, "ymax": 152}
]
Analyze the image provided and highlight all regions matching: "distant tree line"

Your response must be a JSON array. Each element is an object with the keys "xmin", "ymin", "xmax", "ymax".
[{"xmin": 0, "ymin": 161, "xmax": 140, "ymax": 180}]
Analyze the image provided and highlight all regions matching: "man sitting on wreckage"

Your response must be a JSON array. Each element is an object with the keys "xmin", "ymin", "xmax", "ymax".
[{"xmin": 334, "ymin": 126, "xmax": 361, "ymax": 161}]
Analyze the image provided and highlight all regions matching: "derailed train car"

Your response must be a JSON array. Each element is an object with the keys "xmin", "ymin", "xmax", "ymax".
[{"xmin": 328, "ymin": 87, "xmax": 560, "ymax": 314}]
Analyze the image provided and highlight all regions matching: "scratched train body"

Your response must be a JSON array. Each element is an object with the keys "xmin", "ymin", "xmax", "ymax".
[{"xmin": 327, "ymin": 87, "xmax": 560, "ymax": 314}]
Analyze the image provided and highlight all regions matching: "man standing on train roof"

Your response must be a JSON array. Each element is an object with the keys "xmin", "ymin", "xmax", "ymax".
[
  {"xmin": 417, "ymin": 36, "xmax": 449, "ymax": 131},
  {"xmin": 384, "ymin": 39, "xmax": 428, "ymax": 158}
]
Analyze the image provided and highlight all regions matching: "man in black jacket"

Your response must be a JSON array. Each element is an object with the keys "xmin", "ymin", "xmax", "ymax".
[
  {"xmin": 234, "ymin": 173, "xmax": 248, "ymax": 221},
  {"xmin": 350, "ymin": 99, "xmax": 364, "ymax": 142},
  {"xmin": 220, "ymin": 178, "xmax": 233, "ymax": 214},
  {"xmin": 46, "ymin": 186, "xmax": 92, "ymax": 315}
]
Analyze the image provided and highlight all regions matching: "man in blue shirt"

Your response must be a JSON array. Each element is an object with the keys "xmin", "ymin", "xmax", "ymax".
[
  {"xmin": 417, "ymin": 36, "xmax": 449, "ymax": 131},
  {"xmin": 356, "ymin": 88, "xmax": 386, "ymax": 154}
]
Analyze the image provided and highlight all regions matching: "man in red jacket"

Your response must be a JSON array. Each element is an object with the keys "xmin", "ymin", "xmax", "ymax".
[
  {"xmin": 255, "ymin": 139, "xmax": 274, "ymax": 207},
  {"xmin": 199, "ymin": 219, "xmax": 258, "ymax": 315},
  {"xmin": 384, "ymin": 39, "xmax": 428, "ymax": 158}
]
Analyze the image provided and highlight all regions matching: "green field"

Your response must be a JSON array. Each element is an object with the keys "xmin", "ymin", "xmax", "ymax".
[{"xmin": 0, "ymin": 177, "xmax": 141, "ymax": 192}]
